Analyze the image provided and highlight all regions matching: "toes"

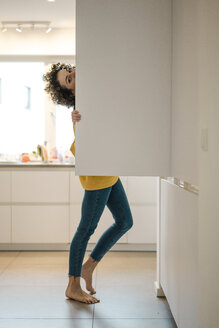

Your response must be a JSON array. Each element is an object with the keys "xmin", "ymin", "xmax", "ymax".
[
  {"xmin": 91, "ymin": 296, "xmax": 100, "ymax": 303},
  {"xmin": 85, "ymin": 297, "xmax": 92, "ymax": 304},
  {"xmin": 88, "ymin": 295, "xmax": 99, "ymax": 303}
]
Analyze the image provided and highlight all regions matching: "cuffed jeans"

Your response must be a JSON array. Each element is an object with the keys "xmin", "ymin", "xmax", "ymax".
[{"xmin": 68, "ymin": 177, "xmax": 133, "ymax": 277}]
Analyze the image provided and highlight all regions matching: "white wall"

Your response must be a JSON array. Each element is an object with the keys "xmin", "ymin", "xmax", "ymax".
[
  {"xmin": 172, "ymin": 0, "xmax": 219, "ymax": 326},
  {"xmin": 0, "ymin": 28, "xmax": 75, "ymax": 55},
  {"xmin": 171, "ymin": 0, "xmax": 199, "ymax": 186},
  {"xmin": 197, "ymin": 0, "xmax": 219, "ymax": 327}
]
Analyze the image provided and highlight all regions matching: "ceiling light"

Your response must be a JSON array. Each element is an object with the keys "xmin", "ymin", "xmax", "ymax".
[
  {"xmin": 47, "ymin": 0, "xmax": 56, "ymax": 2},
  {"xmin": 46, "ymin": 26, "xmax": 52, "ymax": 33},
  {"xmin": 1, "ymin": 21, "xmax": 52, "ymax": 33},
  {"xmin": 16, "ymin": 24, "xmax": 22, "ymax": 32}
]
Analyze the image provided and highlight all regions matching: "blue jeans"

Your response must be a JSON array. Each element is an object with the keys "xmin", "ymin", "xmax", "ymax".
[{"xmin": 68, "ymin": 177, "xmax": 133, "ymax": 277}]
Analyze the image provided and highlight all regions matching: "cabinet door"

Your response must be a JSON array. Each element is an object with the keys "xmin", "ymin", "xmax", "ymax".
[
  {"xmin": 127, "ymin": 204, "xmax": 157, "ymax": 244},
  {"xmin": 75, "ymin": 0, "xmax": 171, "ymax": 176},
  {"xmin": 12, "ymin": 171, "xmax": 69, "ymax": 203},
  {"xmin": 69, "ymin": 171, "xmax": 84, "ymax": 203},
  {"xmin": 0, "ymin": 206, "xmax": 11, "ymax": 243},
  {"xmin": 126, "ymin": 177, "xmax": 157, "ymax": 244},
  {"xmin": 0, "ymin": 171, "xmax": 11, "ymax": 202},
  {"xmin": 12, "ymin": 205, "xmax": 69, "ymax": 243},
  {"xmin": 160, "ymin": 180, "xmax": 198, "ymax": 327}
]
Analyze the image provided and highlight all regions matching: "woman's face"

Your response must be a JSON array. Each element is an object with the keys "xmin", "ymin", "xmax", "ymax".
[{"xmin": 56, "ymin": 67, "xmax": 75, "ymax": 95}]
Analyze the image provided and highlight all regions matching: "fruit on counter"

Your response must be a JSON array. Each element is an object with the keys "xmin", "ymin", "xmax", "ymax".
[{"xmin": 21, "ymin": 153, "xmax": 30, "ymax": 162}]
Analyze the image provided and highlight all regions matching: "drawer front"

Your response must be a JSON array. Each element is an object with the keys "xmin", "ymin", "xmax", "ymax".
[
  {"xmin": 12, "ymin": 171, "xmax": 69, "ymax": 203},
  {"xmin": 0, "ymin": 171, "xmax": 11, "ymax": 203},
  {"xmin": 0, "ymin": 206, "xmax": 11, "ymax": 243},
  {"xmin": 12, "ymin": 205, "xmax": 69, "ymax": 243},
  {"xmin": 127, "ymin": 204, "xmax": 157, "ymax": 244},
  {"xmin": 127, "ymin": 176, "xmax": 157, "ymax": 204},
  {"xmin": 70, "ymin": 171, "xmax": 84, "ymax": 203}
]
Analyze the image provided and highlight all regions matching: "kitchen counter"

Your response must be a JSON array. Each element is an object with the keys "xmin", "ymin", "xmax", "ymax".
[{"xmin": 0, "ymin": 161, "xmax": 75, "ymax": 167}]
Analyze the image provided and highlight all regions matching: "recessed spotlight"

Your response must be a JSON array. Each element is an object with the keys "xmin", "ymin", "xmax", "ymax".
[
  {"xmin": 16, "ymin": 25, "xmax": 22, "ymax": 32},
  {"xmin": 47, "ymin": 0, "xmax": 56, "ymax": 2},
  {"xmin": 46, "ymin": 26, "xmax": 52, "ymax": 33}
]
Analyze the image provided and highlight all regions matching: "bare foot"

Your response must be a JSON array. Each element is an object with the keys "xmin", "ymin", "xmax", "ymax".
[
  {"xmin": 81, "ymin": 258, "xmax": 98, "ymax": 294},
  {"xmin": 65, "ymin": 284, "xmax": 100, "ymax": 304}
]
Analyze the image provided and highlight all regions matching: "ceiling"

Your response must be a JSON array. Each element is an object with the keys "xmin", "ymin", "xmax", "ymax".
[{"xmin": 0, "ymin": 0, "xmax": 76, "ymax": 28}]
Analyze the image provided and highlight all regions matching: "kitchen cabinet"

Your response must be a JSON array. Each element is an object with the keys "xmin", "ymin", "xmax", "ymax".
[
  {"xmin": 0, "ymin": 206, "xmax": 11, "ymax": 243},
  {"xmin": 12, "ymin": 205, "xmax": 69, "ymax": 244},
  {"xmin": 0, "ymin": 171, "xmax": 11, "ymax": 202},
  {"xmin": 12, "ymin": 170, "xmax": 69, "ymax": 203},
  {"xmin": 159, "ymin": 179, "xmax": 198, "ymax": 328},
  {"xmin": 75, "ymin": 0, "xmax": 171, "ymax": 177},
  {"xmin": 127, "ymin": 205, "xmax": 156, "ymax": 244},
  {"xmin": 0, "ymin": 166, "xmax": 157, "ymax": 249},
  {"xmin": 0, "ymin": 171, "xmax": 11, "ymax": 243},
  {"xmin": 69, "ymin": 175, "xmax": 157, "ymax": 245}
]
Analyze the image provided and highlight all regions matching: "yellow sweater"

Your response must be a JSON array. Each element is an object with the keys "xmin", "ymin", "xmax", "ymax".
[{"xmin": 70, "ymin": 123, "xmax": 119, "ymax": 190}]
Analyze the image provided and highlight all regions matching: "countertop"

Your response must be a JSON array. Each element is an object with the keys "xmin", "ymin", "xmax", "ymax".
[{"xmin": 0, "ymin": 161, "xmax": 75, "ymax": 167}]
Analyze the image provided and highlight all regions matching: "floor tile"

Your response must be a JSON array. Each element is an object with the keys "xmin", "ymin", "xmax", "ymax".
[
  {"xmin": 0, "ymin": 285, "xmax": 94, "ymax": 319},
  {"xmin": 0, "ymin": 263, "xmax": 69, "ymax": 286},
  {"xmin": 93, "ymin": 286, "xmax": 172, "ymax": 319},
  {"xmin": 0, "ymin": 251, "xmax": 176, "ymax": 326},
  {"xmin": 0, "ymin": 319, "xmax": 93, "ymax": 328},
  {"xmin": 93, "ymin": 318, "xmax": 177, "ymax": 328},
  {"xmin": 95, "ymin": 251, "xmax": 157, "ymax": 290},
  {"xmin": 0, "ymin": 251, "xmax": 95, "ymax": 290},
  {"xmin": 0, "ymin": 252, "xmax": 20, "ymax": 271},
  {"xmin": 11, "ymin": 251, "xmax": 69, "ymax": 265}
]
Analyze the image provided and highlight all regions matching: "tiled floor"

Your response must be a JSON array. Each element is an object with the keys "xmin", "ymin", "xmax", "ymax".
[{"xmin": 0, "ymin": 251, "xmax": 177, "ymax": 327}]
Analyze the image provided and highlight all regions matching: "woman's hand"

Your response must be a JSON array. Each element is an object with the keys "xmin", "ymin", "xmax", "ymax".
[{"xmin": 71, "ymin": 109, "xmax": 81, "ymax": 123}]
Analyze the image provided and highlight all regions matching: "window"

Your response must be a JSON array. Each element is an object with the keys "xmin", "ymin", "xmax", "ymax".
[
  {"xmin": 55, "ymin": 104, "xmax": 75, "ymax": 154},
  {"xmin": 0, "ymin": 78, "xmax": 2, "ymax": 104},
  {"xmin": 24, "ymin": 86, "xmax": 31, "ymax": 109},
  {"xmin": 0, "ymin": 60, "xmax": 75, "ymax": 160},
  {"xmin": 0, "ymin": 62, "xmax": 44, "ymax": 155}
]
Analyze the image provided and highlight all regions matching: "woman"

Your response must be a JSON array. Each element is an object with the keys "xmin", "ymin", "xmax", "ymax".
[{"xmin": 43, "ymin": 63, "xmax": 133, "ymax": 304}]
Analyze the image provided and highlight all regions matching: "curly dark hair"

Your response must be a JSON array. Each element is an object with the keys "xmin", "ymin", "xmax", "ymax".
[{"xmin": 42, "ymin": 62, "xmax": 75, "ymax": 108}]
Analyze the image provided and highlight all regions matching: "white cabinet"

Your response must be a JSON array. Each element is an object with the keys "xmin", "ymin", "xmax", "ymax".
[
  {"xmin": 12, "ymin": 170, "xmax": 69, "ymax": 203},
  {"xmin": 69, "ymin": 172, "xmax": 84, "ymax": 203},
  {"xmin": 0, "ymin": 171, "xmax": 11, "ymax": 202},
  {"xmin": 0, "ymin": 206, "xmax": 11, "ymax": 243},
  {"xmin": 0, "ymin": 171, "xmax": 11, "ymax": 243},
  {"xmin": 127, "ymin": 205, "xmax": 156, "ymax": 244},
  {"xmin": 69, "ymin": 174, "xmax": 156, "ymax": 245},
  {"xmin": 12, "ymin": 205, "xmax": 69, "ymax": 243},
  {"xmin": 126, "ymin": 177, "xmax": 157, "ymax": 244},
  {"xmin": 127, "ymin": 177, "xmax": 157, "ymax": 204},
  {"xmin": 0, "ymin": 166, "xmax": 157, "ymax": 248},
  {"xmin": 160, "ymin": 179, "xmax": 198, "ymax": 328},
  {"xmin": 75, "ymin": 0, "xmax": 171, "ymax": 177}
]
